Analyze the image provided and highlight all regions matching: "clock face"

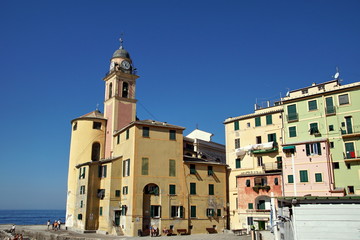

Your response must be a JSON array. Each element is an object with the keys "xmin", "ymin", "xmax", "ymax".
[{"xmin": 121, "ymin": 60, "xmax": 130, "ymax": 70}]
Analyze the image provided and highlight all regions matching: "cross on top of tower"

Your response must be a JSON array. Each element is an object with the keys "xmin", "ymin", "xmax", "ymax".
[{"xmin": 119, "ymin": 33, "xmax": 124, "ymax": 49}]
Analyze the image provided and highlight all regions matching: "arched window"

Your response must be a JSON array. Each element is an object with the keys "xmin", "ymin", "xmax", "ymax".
[
  {"xmin": 109, "ymin": 83, "xmax": 113, "ymax": 99},
  {"xmin": 91, "ymin": 142, "xmax": 100, "ymax": 161},
  {"xmin": 122, "ymin": 82, "xmax": 128, "ymax": 98}
]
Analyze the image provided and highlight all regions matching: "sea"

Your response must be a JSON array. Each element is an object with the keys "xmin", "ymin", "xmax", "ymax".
[{"xmin": 0, "ymin": 210, "xmax": 66, "ymax": 225}]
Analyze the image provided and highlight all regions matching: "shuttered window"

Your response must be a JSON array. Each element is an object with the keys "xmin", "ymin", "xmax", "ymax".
[
  {"xmin": 235, "ymin": 158, "xmax": 241, "ymax": 168},
  {"xmin": 191, "ymin": 206, "xmax": 196, "ymax": 218},
  {"xmin": 315, "ymin": 173, "xmax": 322, "ymax": 182},
  {"xmin": 289, "ymin": 126, "xmax": 297, "ymax": 137},
  {"xmin": 266, "ymin": 115, "xmax": 272, "ymax": 125},
  {"xmin": 142, "ymin": 158, "xmax": 149, "ymax": 175},
  {"xmin": 299, "ymin": 170, "xmax": 308, "ymax": 182},
  {"xmin": 169, "ymin": 159, "xmax": 176, "ymax": 176},
  {"xmin": 339, "ymin": 94, "xmax": 349, "ymax": 105},
  {"xmin": 234, "ymin": 121, "xmax": 239, "ymax": 130},
  {"xmin": 209, "ymin": 184, "xmax": 214, "ymax": 195},
  {"xmin": 288, "ymin": 175, "xmax": 294, "ymax": 183},
  {"xmin": 255, "ymin": 117, "xmax": 261, "ymax": 127},
  {"xmin": 308, "ymin": 100, "xmax": 317, "ymax": 111},
  {"xmin": 190, "ymin": 183, "xmax": 196, "ymax": 195},
  {"xmin": 169, "ymin": 185, "xmax": 176, "ymax": 195},
  {"xmin": 268, "ymin": 133, "xmax": 276, "ymax": 142}
]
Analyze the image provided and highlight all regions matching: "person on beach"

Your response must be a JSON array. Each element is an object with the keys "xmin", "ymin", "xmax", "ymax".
[
  {"xmin": 57, "ymin": 219, "xmax": 61, "ymax": 230},
  {"xmin": 47, "ymin": 220, "xmax": 51, "ymax": 230},
  {"xmin": 10, "ymin": 224, "xmax": 16, "ymax": 233}
]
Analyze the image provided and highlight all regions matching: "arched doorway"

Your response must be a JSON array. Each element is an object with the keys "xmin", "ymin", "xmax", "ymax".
[{"xmin": 142, "ymin": 183, "xmax": 160, "ymax": 236}]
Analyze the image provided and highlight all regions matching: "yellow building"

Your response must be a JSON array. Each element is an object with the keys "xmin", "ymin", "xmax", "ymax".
[
  {"xmin": 224, "ymin": 103, "xmax": 283, "ymax": 231},
  {"xmin": 65, "ymin": 40, "xmax": 227, "ymax": 236}
]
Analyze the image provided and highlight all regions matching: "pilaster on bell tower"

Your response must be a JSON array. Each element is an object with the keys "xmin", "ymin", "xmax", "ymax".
[{"xmin": 103, "ymin": 38, "xmax": 139, "ymax": 158}]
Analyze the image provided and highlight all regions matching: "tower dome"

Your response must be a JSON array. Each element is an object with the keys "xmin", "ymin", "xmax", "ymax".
[{"xmin": 112, "ymin": 38, "xmax": 131, "ymax": 60}]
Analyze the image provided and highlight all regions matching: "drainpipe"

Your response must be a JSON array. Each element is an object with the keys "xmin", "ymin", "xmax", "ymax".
[{"xmin": 270, "ymin": 192, "xmax": 279, "ymax": 240}]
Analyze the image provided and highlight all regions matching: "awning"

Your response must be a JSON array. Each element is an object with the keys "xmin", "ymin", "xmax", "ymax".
[{"xmin": 283, "ymin": 146, "xmax": 295, "ymax": 150}]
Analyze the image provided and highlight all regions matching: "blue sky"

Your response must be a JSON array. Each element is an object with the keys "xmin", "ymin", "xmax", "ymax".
[{"xmin": 1, "ymin": 0, "xmax": 359, "ymax": 210}]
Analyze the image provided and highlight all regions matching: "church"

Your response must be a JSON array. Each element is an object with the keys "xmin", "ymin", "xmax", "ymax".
[{"xmin": 65, "ymin": 39, "xmax": 228, "ymax": 236}]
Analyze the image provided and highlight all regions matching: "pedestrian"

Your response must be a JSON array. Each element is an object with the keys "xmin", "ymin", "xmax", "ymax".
[
  {"xmin": 57, "ymin": 219, "xmax": 61, "ymax": 230},
  {"xmin": 10, "ymin": 224, "xmax": 16, "ymax": 233},
  {"xmin": 149, "ymin": 225, "xmax": 153, "ymax": 237},
  {"xmin": 153, "ymin": 225, "xmax": 158, "ymax": 237},
  {"xmin": 47, "ymin": 220, "xmax": 51, "ymax": 230}
]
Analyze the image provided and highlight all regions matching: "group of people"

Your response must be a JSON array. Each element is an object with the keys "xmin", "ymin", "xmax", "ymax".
[
  {"xmin": 149, "ymin": 225, "xmax": 158, "ymax": 237},
  {"xmin": 47, "ymin": 219, "xmax": 62, "ymax": 231},
  {"xmin": 7, "ymin": 224, "xmax": 23, "ymax": 240}
]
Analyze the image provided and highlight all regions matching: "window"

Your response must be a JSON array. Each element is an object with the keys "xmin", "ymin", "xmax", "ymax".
[
  {"xmin": 150, "ymin": 205, "xmax": 161, "ymax": 218},
  {"xmin": 289, "ymin": 126, "xmax": 297, "ymax": 137},
  {"xmin": 288, "ymin": 175, "xmax": 294, "ymax": 183},
  {"xmin": 339, "ymin": 94, "xmax": 349, "ymax": 105},
  {"xmin": 266, "ymin": 115, "xmax": 272, "ymax": 125},
  {"xmin": 248, "ymin": 203, "xmax": 253, "ymax": 209},
  {"xmin": 256, "ymin": 136, "xmax": 262, "ymax": 144},
  {"xmin": 333, "ymin": 162, "xmax": 340, "ymax": 169},
  {"xmin": 236, "ymin": 198, "xmax": 238, "ymax": 209},
  {"xmin": 169, "ymin": 159, "xmax": 176, "ymax": 176},
  {"xmin": 325, "ymin": 97, "xmax": 335, "ymax": 114},
  {"xmin": 257, "ymin": 156, "xmax": 263, "ymax": 167},
  {"xmin": 287, "ymin": 104, "xmax": 298, "ymax": 121},
  {"xmin": 99, "ymin": 207, "xmax": 103, "ymax": 216},
  {"xmin": 235, "ymin": 158, "xmax": 241, "ymax": 168},
  {"xmin": 91, "ymin": 142, "xmax": 100, "ymax": 161},
  {"xmin": 93, "ymin": 122, "xmax": 102, "ymax": 130},
  {"xmin": 206, "ymin": 208, "xmax": 215, "ymax": 217},
  {"xmin": 247, "ymin": 122, "xmax": 251, "ymax": 128},
  {"xmin": 97, "ymin": 189, "xmax": 105, "ymax": 199},
  {"xmin": 234, "ymin": 121, "xmax": 239, "ymax": 130},
  {"xmin": 122, "ymin": 82, "xmax": 129, "ymax": 98},
  {"xmin": 299, "ymin": 170, "xmax": 308, "ymax": 182},
  {"xmin": 209, "ymin": 184, "xmax": 214, "ymax": 195},
  {"xmin": 122, "ymin": 186, "xmax": 128, "ymax": 195},
  {"xmin": 142, "ymin": 127, "xmax": 150, "ymax": 137},
  {"xmin": 115, "ymin": 190, "xmax": 121, "ymax": 197},
  {"xmin": 315, "ymin": 173, "xmax": 322, "ymax": 182},
  {"xmin": 346, "ymin": 163, "xmax": 351, "ymax": 169},
  {"xmin": 255, "ymin": 117, "xmax": 261, "ymax": 127},
  {"xmin": 330, "ymin": 142, "xmax": 334, "ymax": 148},
  {"xmin": 254, "ymin": 176, "xmax": 267, "ymax": 186},
  {"xmin": 208, "ymin": 166, "xmax": 213, "ymax": 176},
  {"xmin": 277, "ymin": 156, "xmax": 283, "ymax": 169},
  {"xmin": 190, "ymin": 164, "xmax": 196, "ymax": 174},
  {"xmin": 123, "ymin": 159, "xmax": 130, "ymax": 177},
  {"xmin": 171, "ymin": 206, "xmax": 184, "ymax": 218},
  {"xmin": 190, "ymin": 183, "xmax": 196, "ymax": 195},
  {"xmin": 274, "ymin": 177, "xmax": 279, "ymax": 185},
  {"xmin": 217, "ymin": 209, "xmax": 221, "ymax": 217},
  {"xmin": 309, "ymin": 123, "xmax": 319, "ymax": 134},
  {"xmin": 247, "ymin": 217, "xmax": 254, "ymax": 225},
  {"xmin": 169, "ymin": 185, "xmax": 176, "ymax": 195},
  {"xmin": 117, "ymin": 134, "xmax": 120, "ymax": 144},
  {"xmin": 73, "ymin": 122, "xmax": 77, "ymax": 131},
  {"xmin": 169, "ymin": 130, "xmax": 176, "ymax": 140},
  {"xmin": 308, "ymin": 100, "xmax": 317, "ymax": 111},
  {"xmin": 98, "ymin": 165, "xmax": 107, "ymax": 178},
  {"xmin": 268, "ymin": 133, "xmax": 276, "ymax": 143},
  {"xmin": 80, "ymin": 200, "xmax": 83, "ymax": 208},
  {"xmin": 348, "ymin": 186, "xmax": 354, "ymax": 194},
  {"xmin": 121, "ymin": 205, "xmax": 127, "ymax": 215},
  {"xmin": 142, "ymin": 158, "xmax": 149, "ymax": 175},
  {"xmin": 126, "ymin": 129, "xmax": 129, "ymax": 139},
  {"xmin": 235, "ymin": 138, "xmax": 240, "ymax": 148},
  {"xmin": 80, "ymin": 185, "xmax": 85, "ymax": 194},
  {"xmin": 302, "ymin": 89, "xmax": 308, "ymax": 94},
  {"xmin": 78, "ymin": 214, "xmax": 82, "ymax": 220},
  {"xmin": 329, "ymin": 125, "xmax": 334, "ymax": 131},
  {"xmin": 145, "ymin": 185, "xmax": 159, "ymax": 195},
  {"xmin": 305, "ymin": 142, "xmax": 322, "ymax": 155},
  {"xmin": 246, "ymin": 179, "xmax": 250, "ymax": 187},
  {"xmin": 79, "ymin": 167, "xmax": 86, "ymax": 179},
  {"xmin": 109, "ymin": 82, "xmax": 112, "ymax": 99},
  {"xmin": 190, "ymin": 206, "xmax": 196, "ymax": 218}
]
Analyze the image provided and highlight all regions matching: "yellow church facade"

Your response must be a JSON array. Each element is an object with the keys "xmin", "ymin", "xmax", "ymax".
[{"xmin": 65, "ymin": 40, "xmax": 228, "ymax": 236}]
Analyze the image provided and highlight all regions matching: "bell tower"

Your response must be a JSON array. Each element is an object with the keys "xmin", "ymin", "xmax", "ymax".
[{"xmin": 103, "ymin": 38, "xmax": 139, "ymax": 158}]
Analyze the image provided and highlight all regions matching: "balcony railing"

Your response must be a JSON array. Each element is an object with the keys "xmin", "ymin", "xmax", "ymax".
[
  {"xmin": 263, "ymin": 162, "xmax": 282, "ymax": 172},
  {"xmin": 341, "ymin": 126, "xmax": 360, "ymax": 137},
  {"xmin": 325, "ymin": 106, "xmax": 336, "ymax": 115},
  {"xmin": 287, "ymin": 113, "xmax": 298, "ymax": 122},
  {"xmin": 343, "ymin": 151, "xmax": 360, "ymax": 160}
]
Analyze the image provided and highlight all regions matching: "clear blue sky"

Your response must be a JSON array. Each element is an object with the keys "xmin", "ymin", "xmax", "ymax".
[{"xmin": 1, "ymin": 0, "xmax": 359, "ymax": 210}]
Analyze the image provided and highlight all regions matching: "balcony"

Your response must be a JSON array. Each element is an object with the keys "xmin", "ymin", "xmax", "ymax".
[
  {"xmin": 262, "ymin": 162, "xmax": 282, "ymax": 172},
  {"xmin": 287, "ymin": 113, "xmax": 298, "ymax": 122},
  {"xmin": 325, "ymin": 106, "xmax": 336, "ymax": 115},
  {"xmin": 251, "ymin": 142, "xmax": 278, "ymax": 154},
  {"xmin": 344, "ymin": 151, "xmax": 360, "ymax": 162},
  {"xmin": 341, "ymin": 127, "xmax": 360, "ymax": 138}
]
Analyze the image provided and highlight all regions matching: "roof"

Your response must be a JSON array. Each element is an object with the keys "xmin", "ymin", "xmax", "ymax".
[
  {"xmin": 183, "ymin": 156, "xmax": 228, "ymax": 166},
  {"xmin": 112, "ymin": 47, "xmax": 130, "ymax": 59},
  {"xmin": 277, "ymin": 196, "xmax": 360, "ymax": 205},
  {"xmin": 71, "ymin": 110, "xmax": 106, "ymax": 123},
  {"xmin": 224, "ymin": 108, "xmax": 283, "ymax": 124},
  {"xmin": 114, "ymin": 119, "xmax": 185, "ymax": 135}
]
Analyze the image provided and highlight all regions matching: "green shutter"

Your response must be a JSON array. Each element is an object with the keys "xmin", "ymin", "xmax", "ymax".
[
  {"xmin": 209, "ymin": 184, "xmax": 214, "ymax": 195},
  {"xmin": 305, "ymin": 144, "xmax": 310, "ymax": 156},
  {"xmin": 150, "ymin": 205, "xmax": 154, "ymax": 217},
  {"xmin": 126, "ymin": 129, "xmax": 129, "ymax": 139},
  {"xmin": 234, "ymin": 121, "xmax": 239, "ymax": 130},
  {"xmin": 308, "ymin": 100, "xmax": 317, "ymax": 111},
  {"xmin": 266, "ymin": 115, "xmax": 272, "ymax": 125},
  {"xmin": 246, "ymin": 179, "xmax": 250, "ymax": 187},
  {"xmin": 169, "ymin": 185, "xmax": 176, "ymax": 195},
  {"xmin": 190, "ymin": 164, "xmax": 196, "ymax": 174},
  {"xmin": 268, "ymin": 133, "xmax": 276, "ymax": 142},
  {"xmin": 315, "ymin": 173, "xmax": 322, "ymax": 182},
  {"xmin": 300, "ymin": 170, "xmax": 308, "ymax": 182},
  {"xmin": 277, "ymin": 156, "xmax": 282, "ymax": 169},
  {"xmin": 169, "ymin": 159, "xmax": 176, "ymax": 176},
  {"xmin": 104, "ymin": 165, "xmax": 107, "ymax": 177},
  {"xmin": 142, "ymin": 158, "xmax": 149, "ymax": 175},
  {"xmin": 317, "ymin": 142, "xmax": 322, "ymax": 155},
  {"xmin": 98, "ymin": 166, "xmax": 102, "ymax": 178},
  {"xmin": 287, "ymin": 104, "xmax": 297, "ymax": 121},
  {"xmin": 99, "ymin": 207, "xmax": 103, "ymax": 216},
  {"xmin": 255, "ymin": 117, "xmax": 261, "ymax": 127},
  {"xmin": 170, "ymin": 130, "xmax": 176, "ymax": 140},
  {"xmin": 248, "ymin": 203, "xmax": 253, "ymax": 209},
  {"xmin": 191, "ymin": 206, "xmax": 196, "ymax": 218},
  {"xmin": 289, "ymin": 126, "xmax": 297, "ymax": 137},
  {"xmin": 236, "ymin": 158, "xmax": 241, "ymax": 168},
  {"xmin": 288, "ymin": 175, "xmax": 294, "ymax": 183},
  {"xmin": 190, "ymin": 183, "xmax": 196, "ymax": 194},
  {"xmin": 180, "ymin": 206, "xmax": 184, "ymax": 218},
  {"xmin": 217, "ymin": 209, "xmax": 221, "ymax": 217}
]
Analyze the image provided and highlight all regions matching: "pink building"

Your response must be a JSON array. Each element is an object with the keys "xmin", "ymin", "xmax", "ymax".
[{"xmin": 282, "ymin": 139, "xmax": 344, "ymax": 197}]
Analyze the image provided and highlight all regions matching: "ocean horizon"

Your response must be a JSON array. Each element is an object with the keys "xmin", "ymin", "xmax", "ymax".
[{"xmin": 0, "ymin": 210, "xmax": 66, "ymax": 225}]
